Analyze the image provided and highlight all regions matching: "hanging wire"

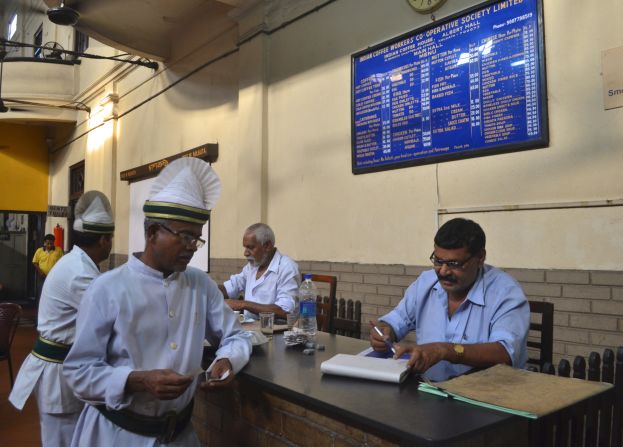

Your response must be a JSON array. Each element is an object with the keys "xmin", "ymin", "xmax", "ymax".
[{"xmin": 0, "ymin": 38, "xmax": 158, "ymax": 70}]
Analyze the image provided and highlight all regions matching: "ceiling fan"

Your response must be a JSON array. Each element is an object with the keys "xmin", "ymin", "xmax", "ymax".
[
  {"xmin": 10, "ymin": 1, "xmax": 158, "ymax": 69},
  {"xmin": 20, "ymin": 1, "xmax": 81, "ymax": 26},
  {"xmin": 46, "ymin": 1, "xmax": 81, "ymax": 27}
]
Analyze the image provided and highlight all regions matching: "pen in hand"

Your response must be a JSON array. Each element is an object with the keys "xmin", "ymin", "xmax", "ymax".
[{"xmin": 369, "ymin": 321, "xmax": 396, "ymax": 355}]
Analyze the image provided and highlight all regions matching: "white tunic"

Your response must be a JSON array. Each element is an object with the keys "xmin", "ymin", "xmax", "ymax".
[
  {"xmin": 63, "ymin": 254, "xmax": 252, "ymax": 447},
  {"xmin": 224, "ymin": 249, "xmax": 300, "ymax": 319},
  {"xmin": 9, "ymin": 246, "xmax": 99, "ymax": 413}
]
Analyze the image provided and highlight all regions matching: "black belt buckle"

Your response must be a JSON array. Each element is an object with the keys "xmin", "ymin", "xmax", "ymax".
[{"xmin": 157, "ymin": 410, "xmax": 178, "ymax": 444}]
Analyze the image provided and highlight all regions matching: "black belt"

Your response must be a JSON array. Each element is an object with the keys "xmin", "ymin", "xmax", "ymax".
[
  {"xmin": 96, "ymin": 399, "xmax": 194, "ymax": 444},
  {"xmin": 31, "ymin": 336, "xmax": 71, "ymax": 363}
]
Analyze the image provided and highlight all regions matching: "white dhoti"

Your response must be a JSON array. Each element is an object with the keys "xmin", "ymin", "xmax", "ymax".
[
  {"xmin": 39, "ymin": 411, "xmax": 82, "ymax": 447},
  {"xmin": 9, "ymin": 247, "xmax": 100, "ymax": 447},
  {"xmin": 10, "ymin": 354, "xmax": 84, "ymax": 447}
]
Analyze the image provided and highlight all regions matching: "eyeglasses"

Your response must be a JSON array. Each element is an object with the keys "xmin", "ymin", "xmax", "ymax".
[
  {"xmin": 429, "ymin": 252, "xmax": 474, "ymax": 270},
  {"xmin": 159, "ymin": 224, "xmax": 205, "ymax": 249}
]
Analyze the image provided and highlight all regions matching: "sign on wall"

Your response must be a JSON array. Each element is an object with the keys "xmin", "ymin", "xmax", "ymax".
[
  {"xmin": 602, "ymin": 46, "xmax": 623, "ymax": 111},
  {"xmin": 47, "ymin": 205, "xmax": 69, "ymax": 218},
  {"xmin": 351, "ymin": 0, "xmax": 548, "ymax": 174},
  {"xmin": 120, "ymin": 143, "xmax": 218, "ymax": 183}
]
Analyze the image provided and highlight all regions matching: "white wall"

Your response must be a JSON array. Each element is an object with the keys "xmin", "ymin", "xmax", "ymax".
[
  {"xmin": 264, "ymin": 0, "xmax": 623, "ymax": 269},
  {"xmin": 47, "ymin": 0, "xmax": 623, "ymax": 271}
]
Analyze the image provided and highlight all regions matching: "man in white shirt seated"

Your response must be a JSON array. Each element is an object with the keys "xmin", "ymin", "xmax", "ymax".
[{"xmin": 220, "ymin": 223, "xmax": 300, "ymax": 320}]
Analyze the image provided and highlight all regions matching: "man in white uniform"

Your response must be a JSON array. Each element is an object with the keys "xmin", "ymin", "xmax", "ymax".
[
  {"xmin": 220, "ymin": 223, "xmax": 299, "ymax": 320},
  {"xmin": 9, "ymin": 191, "xmax": 115, "ymax": 446},
  {"xmin": 64, "ymin": 157, "xmax": 252, "ymax": 446}
]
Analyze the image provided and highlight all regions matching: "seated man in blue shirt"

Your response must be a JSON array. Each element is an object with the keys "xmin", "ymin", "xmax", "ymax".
[
  {"xmin": 370, "ymin": 218, "xmax": 529, "ymax": 381},
  {"xmin": 220, "ymin": 223, "xmax": 299, "ymax": 320}
]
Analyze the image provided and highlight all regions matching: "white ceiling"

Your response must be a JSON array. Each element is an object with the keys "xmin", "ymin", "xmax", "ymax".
[{"xmin": 38, "ymin": 0, "xmax": 259, "ymax": 60}]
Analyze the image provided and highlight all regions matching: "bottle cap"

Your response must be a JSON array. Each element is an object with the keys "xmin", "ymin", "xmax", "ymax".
[{"xmin": 303, "ymin": 274, "xmax": 312, "ymax": 280}]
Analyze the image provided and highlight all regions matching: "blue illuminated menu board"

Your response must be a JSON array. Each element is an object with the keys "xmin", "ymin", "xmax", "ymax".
[{"xmin": 351, "ymin": 0, "xmax": 548, "ymax": 174}]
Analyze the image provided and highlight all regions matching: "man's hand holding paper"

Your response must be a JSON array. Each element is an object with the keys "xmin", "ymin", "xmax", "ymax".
[{"xmin": 200, "ymin": 358, "xmax": 235, "ymax": 390}]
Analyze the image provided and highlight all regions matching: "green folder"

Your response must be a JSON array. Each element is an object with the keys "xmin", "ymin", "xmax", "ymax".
[{"xmin": 418, "ymin": 381, "xmax": 538, "ymax": 419}]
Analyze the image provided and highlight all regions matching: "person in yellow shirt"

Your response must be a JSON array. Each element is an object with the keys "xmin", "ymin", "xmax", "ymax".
[{"xmin": 33, "ymin": 234, "xmax": 64, "ymax": 278}]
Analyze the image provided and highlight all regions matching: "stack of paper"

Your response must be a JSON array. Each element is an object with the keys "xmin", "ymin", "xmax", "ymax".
[{"xmin": 320, "ymin": 353, "xmax": 410, "ymax": 384}]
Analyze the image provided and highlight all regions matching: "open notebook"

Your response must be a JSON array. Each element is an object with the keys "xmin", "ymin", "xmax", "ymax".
[{"xmin": 320, "ymin": 353, "xmax": 410, "ymax": 383}]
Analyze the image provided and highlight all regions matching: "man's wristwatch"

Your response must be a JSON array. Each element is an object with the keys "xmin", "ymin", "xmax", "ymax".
[{"xmin": 453, "ymin": 344, "xmax": 465, "ymax": 362}]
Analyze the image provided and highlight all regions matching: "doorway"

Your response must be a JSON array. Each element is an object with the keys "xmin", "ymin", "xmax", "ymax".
[
  {"xmin": 0, "ymin": 211, "xmax": 46, "ymax": 303},
  {"xmin": 67, "ymin": 160, "xmax": 85, "ymax": 249}
]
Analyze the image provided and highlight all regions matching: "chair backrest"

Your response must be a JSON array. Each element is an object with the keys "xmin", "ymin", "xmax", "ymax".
[
  {"xmin": 302, "ymin": 274, "xmax": 337, "ymax": 333},
  {"xmin": 527, "ymin": 300, "xmax": 553, "ymax": 370},
  {"xmin": 332, "ymin": 298, "xmax": 362, "ymax": 339},
  {"xmin": 0, "ymin": 303, "xmax": 22, "ymax": 358}
]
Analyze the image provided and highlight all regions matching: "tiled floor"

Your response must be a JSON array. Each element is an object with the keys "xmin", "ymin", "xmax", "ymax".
[{"xmin": 1, "ymin": 316, "xmax": 42, "ymax": 446}]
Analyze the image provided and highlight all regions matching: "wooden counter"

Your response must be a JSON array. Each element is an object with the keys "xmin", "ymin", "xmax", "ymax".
[{"xmin": 193, "ymin": 331, "xmax": 529, "ymax": 446}]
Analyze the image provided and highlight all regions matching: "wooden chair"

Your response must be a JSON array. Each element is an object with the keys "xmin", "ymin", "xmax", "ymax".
[
  {"xmin": 332, "ymin": 298, "xmax": 362, "ymax": 339},
  {"xmin": 0, "ymin": 302, "xmax": 23, "ymax": 388},
  {"xmin": 527, "ymin": 300, "xmax": 554, "ymax": 371},
  {"xmin": 300, "ymin": 274, "xmax": 363, "ymax": 338},
  {"xmin": 302, "ymin": 274, "xmax": 337, "ymax": 333}
]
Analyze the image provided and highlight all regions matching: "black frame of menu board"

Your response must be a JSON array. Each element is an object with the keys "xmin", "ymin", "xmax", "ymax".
[{"xmin": 351, "ymin": 0, "xmax": 548, "ymax": 175}]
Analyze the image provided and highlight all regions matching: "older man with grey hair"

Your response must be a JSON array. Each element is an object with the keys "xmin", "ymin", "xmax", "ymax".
[{"xmin": 220, "ymin": 223, "xmax": 299, "ymax": 320}]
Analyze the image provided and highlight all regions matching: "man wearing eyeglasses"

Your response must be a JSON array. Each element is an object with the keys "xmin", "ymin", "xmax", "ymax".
[
  {"xmin": 370, "ymin": 218, "xmax": 529, "ymax": 382},
  {"xmin": 63, "ymin": 159, "xmax": 251, "ymax": 446}
]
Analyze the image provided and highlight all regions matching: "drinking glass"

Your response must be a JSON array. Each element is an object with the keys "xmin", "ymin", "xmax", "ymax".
[{"xmin": 259, "ymin": 312, "xmax": 274, "ymax": 336}]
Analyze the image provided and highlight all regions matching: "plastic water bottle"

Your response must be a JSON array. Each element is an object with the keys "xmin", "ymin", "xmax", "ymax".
[
  {"xmin": 299, "ymin": 274, "xmax": 318, "ymax": 338},
  {"xmin": 286, "ymin": 292, "xmax": 300, "ymax": 330}
]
